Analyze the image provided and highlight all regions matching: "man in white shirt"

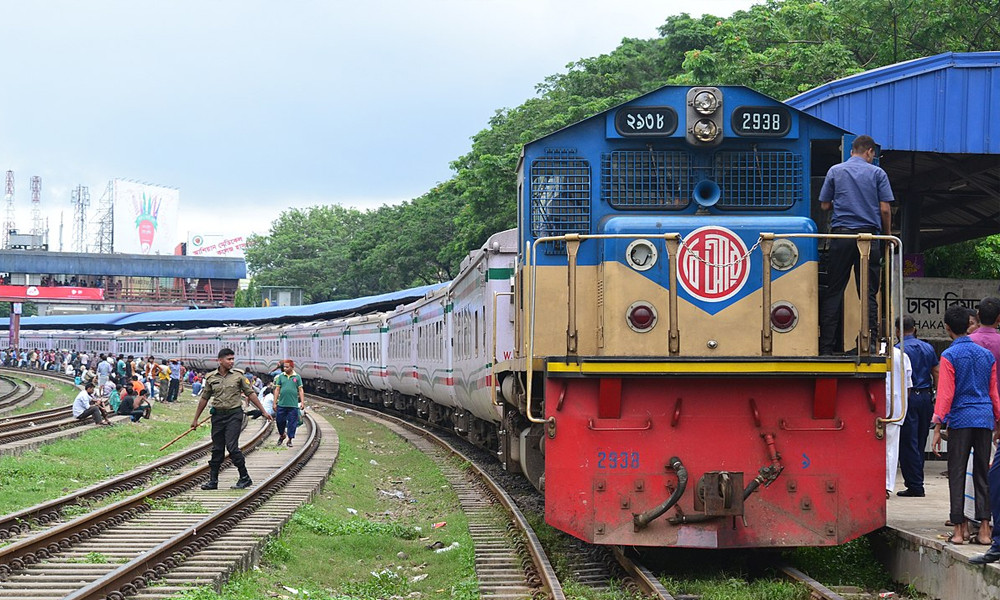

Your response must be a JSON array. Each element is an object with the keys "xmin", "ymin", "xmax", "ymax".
[
  {"xmin": 886, "ymin": 346, "xmax": 913, "ymax": 497},
  {"xmin": 72, "ymin": 383, "xmax": 109, "ymax": 426}
]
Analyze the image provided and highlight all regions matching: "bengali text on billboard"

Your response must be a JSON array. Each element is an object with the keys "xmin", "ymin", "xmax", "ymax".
[
  {"xmin": 187, "ymin": 233, "xmax": 246, "ymax": 257},
  {"xmin": 113, "ymin": 180, "xmax": 180, "ymax": 255}
]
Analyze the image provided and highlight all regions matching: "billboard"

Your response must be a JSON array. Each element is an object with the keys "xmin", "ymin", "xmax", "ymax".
[
  {"xmin": 187, "ymin": 233, "xmax": 247, "ymax": 257},
  {"xmin": 113, "ymin": 180, "xmax": 179, "ymax": 255}
]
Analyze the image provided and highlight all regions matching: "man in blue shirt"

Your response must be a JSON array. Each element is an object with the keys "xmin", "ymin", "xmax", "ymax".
[
  {"xmin": 895, "ymin": 315, "xmax": 939, "ymax": 497},
  {"xmin": 818, "ymin": 135, "xmax": 894, "ymax": 354}
]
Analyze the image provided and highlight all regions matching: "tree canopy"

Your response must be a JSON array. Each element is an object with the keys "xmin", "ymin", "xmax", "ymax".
[{"xmin": 245, "ymin": 0, "xmax": 1000, "ymax": 302}]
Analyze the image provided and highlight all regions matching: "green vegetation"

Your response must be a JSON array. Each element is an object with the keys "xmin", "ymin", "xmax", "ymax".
[
  {"xmin": 787, "ymin": 535, "xmax": 893, "ymax": 591},
  {"xmin": 243, "ymin": 0, "xmax": 1000, "ymax": 299},
  {"xmin": 0, "ymin": 401, "xmax": 209, "ymax": 513},
  {"xmin": 10, "ymin": 374, "xmax": 81, "ymax": 415},
  {"xmin": 68, "ymin": 552, "xmax": 109, "ymax": 564},
  {"xmin": 175, "ymin": 409, "xmax": 476, "ymax": 599}
]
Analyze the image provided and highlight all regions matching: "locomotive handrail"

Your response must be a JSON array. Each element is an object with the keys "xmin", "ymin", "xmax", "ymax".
[
  {"xmin": 767, "ymin": 232, "xmax": 906, "ymax": 432},
  {"xmin": 525, "ymin": 232, "xmax": 681, "ymax": 426}
]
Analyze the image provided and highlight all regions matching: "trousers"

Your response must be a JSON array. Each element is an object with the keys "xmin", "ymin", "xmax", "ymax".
[
  {"xmin": 276, "ymin": 405, "xmax": 299, "ymax": 440},
  {"xmin": 947, "ymin": 427, "xmax": 992, "ymax": 524},
  {"xmin": 208, "ymin": 410, "xmax": 248, "ymax": 478},
  {"xmin": 819, "ymin": 236, "xmax": 881, "ymax": 353},
  {"xmin": 899, "ymin": 389, "xmax": 934, "ymax": 492}
]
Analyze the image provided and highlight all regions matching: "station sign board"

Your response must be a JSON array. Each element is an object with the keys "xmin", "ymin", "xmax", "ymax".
[
  {"xmin": 0, "ymin": 286, "xmax": 104, "ymax": 302},
  {"xmin": 903, "ymin": 277, "xmax": 1000, "ymax": 341}
]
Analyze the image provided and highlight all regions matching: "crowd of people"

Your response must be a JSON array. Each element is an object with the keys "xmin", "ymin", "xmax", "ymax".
[{"xmin": 888, "ymin": 299, "xmax": 1000, "ymax": 565}]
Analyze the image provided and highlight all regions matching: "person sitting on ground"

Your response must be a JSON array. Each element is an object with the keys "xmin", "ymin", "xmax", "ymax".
[
  {"xmin": 116, "ymin": 387, "xmax": 145, "ymax": 423},
  {"xmin": 135, "ymin": 388, "xmax": 152, "ymax": 420},
  {"xmin": 73, "ymin": 383, "xmax": 110, "ymax": 426},
  {"xmin": 131, "ymin": 374, "xmax": 145, "ymax": 397},
  {"xmin": 108, "ymin": 384, "xmax": 123, "ymax": 413}
]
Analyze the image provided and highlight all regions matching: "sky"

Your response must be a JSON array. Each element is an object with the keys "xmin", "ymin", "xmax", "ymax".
[{"xmin": 0, "ymin": 0, "xmax": 757, "ymax": 253}]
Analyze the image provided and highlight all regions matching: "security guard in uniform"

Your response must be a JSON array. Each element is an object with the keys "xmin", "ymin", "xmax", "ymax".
[{"xmin": 191, "ymin": 348, "xmax": 273, "ymax": 490}]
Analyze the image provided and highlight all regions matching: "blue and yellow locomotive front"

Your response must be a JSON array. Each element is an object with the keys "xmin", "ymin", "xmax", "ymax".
[{"xmin": 513, "ymin": 86, "xmax": 889, "ymax": 548}]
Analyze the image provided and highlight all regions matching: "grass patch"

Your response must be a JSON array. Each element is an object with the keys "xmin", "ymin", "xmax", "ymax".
[
  {"xmin": 10, "ymin": 373, "xmax": 80, "ymax": 415},
  {"xmin": 177, "ymin": 406, "xmax": 478, "ymax": 599},
  {"xmin": 786, "ymin": 535, "xmax": 893, "ymax": 590},
  {"xmin": 0, "ymin": 401, "xmax": 209, "ymax": 513},
  {"xmin": 68, "ymin": 552, "xmax": 109, "ymax": 564}
]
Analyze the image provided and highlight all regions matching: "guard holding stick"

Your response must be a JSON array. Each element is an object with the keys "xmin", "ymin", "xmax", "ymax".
[{"xmin": 191, "ymin": 348, "xmax": 272, "ymax": 490}]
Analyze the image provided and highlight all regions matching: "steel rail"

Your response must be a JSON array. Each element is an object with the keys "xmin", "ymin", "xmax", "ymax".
[
  {"xmin": 611, "ymin": 546, "xmax": 676, "ymax": 599},
  {"xmin": 778, "ymin": 564, "xmax": 846, "ymax": 600},
  {"xmin": 0, "ymin": 404, "xmax": 72, "ymax": 431},
  {"xmin": 63, "ymin": 414, "xmax": 314, "ymax": 600},
  {"xmin": 316, "ymin": 395, "xmax": 566, "ymax": 600},
  {"xmin": 0, "ymin": 417, "xmax": 273, "ymax": 580},
  {"xmin": 0, "ymin": 434, "xmax": 214, "ymax": 540}
]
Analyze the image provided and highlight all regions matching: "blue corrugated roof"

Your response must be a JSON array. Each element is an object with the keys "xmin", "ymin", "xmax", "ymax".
[
  {"xmin": 1, "ymin": 283, "xmax": 448, "ymax": 330},
  {"xmin": 0, "ymin": 250, "xmax": 246, "ymax": 279},
  {"xmin": 1, "ymin": 312, "xmax": 135, "ymax": 329},
  {"xmin": 113, "ymin": 282, "xmax": 448, "ymax": 328},
  {"xmin": 786, "ymin": 52, "xmax": 1000, "ymax": 154}
]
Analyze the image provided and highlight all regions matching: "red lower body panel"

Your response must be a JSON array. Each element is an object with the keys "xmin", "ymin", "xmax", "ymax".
[{"xmin": 544, "ymin": 376, "xmax": 885, "ymax": 548}]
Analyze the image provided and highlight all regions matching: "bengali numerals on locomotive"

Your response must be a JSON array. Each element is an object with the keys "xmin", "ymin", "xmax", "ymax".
[{"xmin": 614, "ymin": 106, "xmax": 678, "ymax": 137}]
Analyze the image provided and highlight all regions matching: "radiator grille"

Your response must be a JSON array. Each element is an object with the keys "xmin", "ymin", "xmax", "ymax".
[
  {"xmin": 602, "ymin": 151, "xmax": 691, "ymax": 208},
  {"xmin": 714, "ymin": 150, "xmax": 802, "ymax": 208},
  {"xmin": 530, "ymin": 150, "xmax": 590, "ymax": 254}
]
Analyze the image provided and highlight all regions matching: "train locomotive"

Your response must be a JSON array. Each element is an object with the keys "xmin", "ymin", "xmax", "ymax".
[{"xmin": 15, "ymin": 84, "xmax": 902, "ymax": 550}]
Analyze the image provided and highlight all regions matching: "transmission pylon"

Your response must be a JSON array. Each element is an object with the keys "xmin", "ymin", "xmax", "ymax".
[
  {"xmin": 90, "ymin": 180, "xmax": 114, "ymax": 254},
  {"xmin": 30, "ymin": 177, "xmax": 42, "ymax": 246},
  {"xmin": 3, "ymin": 171, "xmax": 13, "ymax": 249},
  {"xmin": 71, "ymin": 185, "xmax": 90, "ymax": 253}
]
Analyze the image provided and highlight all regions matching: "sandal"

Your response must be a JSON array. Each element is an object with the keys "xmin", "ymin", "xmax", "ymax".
[
  {"xmin": 938, "ymin": 533, "xmax": 965, "ymax": 545},
  {"xmin": 971, "ymin": 535, "xmax": 991, "ymax": 545}
]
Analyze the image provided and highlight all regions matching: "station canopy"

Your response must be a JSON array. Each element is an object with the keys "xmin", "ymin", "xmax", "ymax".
[
  {"xmin": 0, "ymin": 250, "xmax": 246, "ymax": 279},
  {"xmin": 786, "ymin": 52, "xmax": 1000, "ymax": 251}
]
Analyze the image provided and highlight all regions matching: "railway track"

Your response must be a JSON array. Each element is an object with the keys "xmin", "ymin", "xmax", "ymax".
[
  {"xmin": 0, "ymin": 412, "xmax": 339, "ymax": 600},
  {"xmin": 315, "ymin": 396, "xmax": 868, "ymax": 600}
]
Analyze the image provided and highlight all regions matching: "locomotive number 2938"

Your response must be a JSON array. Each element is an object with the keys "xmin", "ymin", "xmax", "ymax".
[{"xmin": 597, "ymin": 451, "xmax": 639, "ymax": 469}]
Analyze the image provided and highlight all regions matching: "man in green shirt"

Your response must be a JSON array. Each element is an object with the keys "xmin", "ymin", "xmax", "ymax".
[{"xmin": 274, "ymin": 360, "xmax": 305, "ymax": 448}]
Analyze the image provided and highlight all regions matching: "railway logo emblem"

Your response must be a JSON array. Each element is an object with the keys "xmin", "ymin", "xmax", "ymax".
[{"xmin": 677, "ymin": 226, "xmax": 750, "ymax": 302}]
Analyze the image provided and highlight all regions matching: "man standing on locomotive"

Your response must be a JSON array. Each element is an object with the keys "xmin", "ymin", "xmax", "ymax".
[
  {"xmin": 818, "ymin": 135, "xmax": 894, "ymax": 355},
  {"xmin": 191, "ymin": 348, "xmax": 273, "ymax": 490}
]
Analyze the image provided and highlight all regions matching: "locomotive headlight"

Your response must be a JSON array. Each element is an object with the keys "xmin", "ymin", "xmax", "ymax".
[
  {"xmin": 691, "ymin": 119, "xmax": 719, "ymax": 142},
  {"xmin": 769, "ymin": 239, "xmax": 799, "ymax": 271},
  {"xmin": 626, "ymin": 301, "xmax": 657, "ymax": 332},
  {"xmin": 692, "ymin": 90, "xmax": 720, "ymax": 115},
  {"xmin": 770, "ymin": 301, "xmax": 798, "ymax": 333},
  {"xmin": 625, "ymin": 239, "xmax": 657, "ymax": 271}
]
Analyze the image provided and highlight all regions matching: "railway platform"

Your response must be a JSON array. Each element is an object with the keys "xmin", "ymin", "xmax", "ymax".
[{"xmin": 883, "ymin": 460, "xmax": 1000, "ymax": 600}]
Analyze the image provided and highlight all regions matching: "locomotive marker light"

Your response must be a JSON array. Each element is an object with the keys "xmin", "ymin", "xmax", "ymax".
[
  {"xmin": 626, "ymin": 301, "xmax": 657, "ymax": 332},
  {"xmin": 686, "ymin": 87, "xmax": 723, "ymax": 146},
  {"xmin": 625, "ymin": 239, "xmax": 658, "ymax": 271},
  {"xmin": 769, "ymin": 301, "xmax": 798, "ymax": 332},
  {"xmin": 769, "ymin": 239, "xmax": 799, "ymax": 271}
]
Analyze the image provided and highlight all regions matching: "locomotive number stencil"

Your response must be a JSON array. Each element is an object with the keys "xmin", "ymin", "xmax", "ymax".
[{"xmin": 677, "ymin": 226, "xmax": 750, "ymax": 302}]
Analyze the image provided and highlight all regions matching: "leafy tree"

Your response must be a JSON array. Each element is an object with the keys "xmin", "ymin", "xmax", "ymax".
[
  {"xmin": 0, "ymin": 302, "xmax": 38, "ymax": 318},
  {"xmin": 234, "ymin": 279, "xmax": 261, "ymax": 307},
  {"xmin": 925, "ymin": 236, "xmax": 1000, "ymax": 279},
  {"xmin": 244, "ymin": 205, "xmax": 365, "ymax": 302}
]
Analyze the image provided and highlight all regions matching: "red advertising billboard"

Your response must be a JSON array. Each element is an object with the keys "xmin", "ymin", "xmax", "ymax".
[{"xmin": 0, "ymin": 286, "xmax": 104, "ymax": 301}]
